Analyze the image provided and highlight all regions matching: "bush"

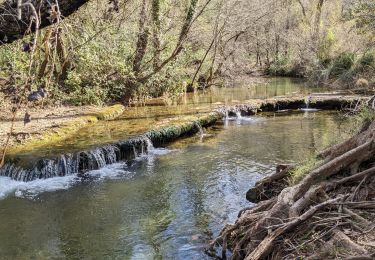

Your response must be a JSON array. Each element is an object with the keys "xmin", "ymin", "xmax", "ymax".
[
  {"xmin": 330, "ymin": 52, "xmax": 355, "ymax": 77},
  {"xmin": 265, "ymin": 55, "xmax": 304, "ymax": 77},
  {"xmin": 355, "ymin": 51, "xmax": 375, "ymax": 72}
]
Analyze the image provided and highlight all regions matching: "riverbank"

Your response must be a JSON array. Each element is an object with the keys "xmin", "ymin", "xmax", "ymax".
[
  {"xmin": 0, "ymin": 104, "xmax": 125, "ymax": 154},
  {"xmin": 208, "ymin": 110, "xmax": 375, "ymax": 259},
  {"xmin": 1, "ymin": 92, "xmax": 369, "ymax": 157},
  {"xmin": 0, "ymin": 110, "xmax": 352, "ymax": 259}
]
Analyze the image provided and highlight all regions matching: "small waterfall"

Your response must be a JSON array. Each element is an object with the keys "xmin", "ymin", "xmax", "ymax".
[
  {"xmin": 133, "ymin": 145, "xmax": 138, "ymax": 158},
  {"xmin": 301, "ymin": 96, "xmax": 319, "ymax": 112},
  {"xmin": 144, "ymin": 136, "xmax": 155, "ymax": 152},
  {"xmin": 235, "ymin": 110, "xmax": 242, "ymax": 119},
  {"xmin": 193, "ymin": 121, "xmax": 204, "ymax": 139},
  {"xmin": 139, "ymin": 136, "xmax": 155, "ymax": 156},
  {"xmin": 224, "ymin": 109, "xmax": 229, "ymax": 126},
  {"xmin": 0, "ymin": 144, "xmax": 120, "ymax": 182},
  {"xmin": 0, "ymin": 131, "xmax": 171, "ymax": 183},
  {"xmin": 305, "ymin": 96, "xmax": 311, "ymax": 109}
]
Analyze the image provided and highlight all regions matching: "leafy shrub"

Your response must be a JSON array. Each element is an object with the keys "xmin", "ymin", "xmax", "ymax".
[
  {"xmin": 354, "ymin": 51, "xmax": 375, "ymax": 73},
  {"xmin": 317, "ymin": 29, "xmax": 337, "ymax": 63},
  {"xmin": 330, "ymin": 52, "xmax": 355, "ymax": 77},
  {"xmin": 266, "ymin": 55, "xmax": 305, "ymax": 77}
]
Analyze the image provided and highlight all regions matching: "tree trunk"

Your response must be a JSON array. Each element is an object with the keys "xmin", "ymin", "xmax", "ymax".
[
  {"xmin": 136, "ymin": 0, "xmax": 202, "ymax": 83},
  {"xmin": 151, "ymin": 0, "xmax": 161, "ymax": 70},
  {"xmin": 313, "ymin": 0, "xmax": 325, "ymax": 45},
  {"xmin": 133, "ymin": 0, "xmax": 150, "ymax": 75},
  {"xmin": 0, "ymin": 0, "xmax": 88, "ymax": 44}
]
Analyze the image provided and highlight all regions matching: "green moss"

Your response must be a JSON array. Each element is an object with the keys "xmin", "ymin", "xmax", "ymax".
[
  {"xmin": 289, "ymin": 156, "xmax": 321, "ymax": 185},
  {"xmin": 330, "ymin": 52, "xmax": 355, "ymax": 77},
  {"xmin": 146, "ymin": 112, "xmax": 222, "ymax": 143},
  {"xmin": 93, "ymin": 104, "xmax": 125, "ymax": 120},
  {"xmin": 7, "ymin": 104, "xmax": 125, "ymax": 155}
]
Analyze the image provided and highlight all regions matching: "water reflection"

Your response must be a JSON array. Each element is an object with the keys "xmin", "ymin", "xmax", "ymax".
[
  {"xmin": 8, "ymin": 77, "xmax": 323, "ymax": 160},
  {"xmin": 0, "ymin": 111, "xmax": 352, "ymax": 259}
]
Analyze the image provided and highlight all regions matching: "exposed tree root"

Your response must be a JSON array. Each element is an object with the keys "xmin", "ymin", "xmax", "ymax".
[
  {"xmin": 246, "ymin": 164, "xmax": 294, "ymax": 203},
  {"xmin": 208, "ymin": 118, "xmax": 375, "ymax": 259}
]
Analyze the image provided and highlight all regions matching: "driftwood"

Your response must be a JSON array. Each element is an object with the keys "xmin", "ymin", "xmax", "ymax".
[{"xmin": 209, "ymin": 118, "xmax": 375, "ymax": 259}]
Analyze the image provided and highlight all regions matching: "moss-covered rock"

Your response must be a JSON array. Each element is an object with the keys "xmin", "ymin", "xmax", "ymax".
[{"xmin": 93, "ymin": 104, "xmax": 125, "ymax": 120}]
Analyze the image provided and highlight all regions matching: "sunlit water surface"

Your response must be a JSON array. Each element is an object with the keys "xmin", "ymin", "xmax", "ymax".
[
  {"xmin": 0, "ymin": 110, "xmax": 352, "ymax": 259},
  {"xmin": 9, "ymin": 77, "xmax": 324, "ymax": 160}
]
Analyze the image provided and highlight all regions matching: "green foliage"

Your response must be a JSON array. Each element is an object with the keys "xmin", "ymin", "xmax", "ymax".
[
  {"xmin": 318, "ymin": 29, "xmax": 337, "ymax": 64},
  {"xmin": 356, "ymin": 106, "xmax": 375, "ymax": 129},
  {"xmin": 0, "ymin": 45, "xmax": 29, "ymax": 77},
  {"xmin": 330, "ymin": 52, "xmax": 355, "ymax": 77},
  {"xmin": 266, "ymin": 55, "xmax": 303, "ymax": 77},
  {"xmin": 289, "ymin": 156, "xmax": 320, "ymax": 185},
  {"xmin": 355, "ymin": 51, "xmax": 375, "ymax": 72}
]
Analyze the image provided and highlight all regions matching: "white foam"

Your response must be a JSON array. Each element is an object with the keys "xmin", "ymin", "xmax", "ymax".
[
  {"xmin": 0, "ymin": 175, "xmax": 77, "ymax": 200},
  {"xmin": 236, "ymin": 116, "xmax": 265, "ymax": 124},
  {"xmin": 299, "ymin": 108, "xmax": 320, "ymax": 112},
  {"xmin": 87, "ymin": 163, "xmax": 131, "ymax": 180},
  {"xmin": 149, "ymin": 147, "xmax": 174, "ymax": 155},
  {"xmin": 136, "ymin": 147, "xmax": 174, "ymax": 159},
  {"xmin": 0, "ymin": 163, "xmax": 131, "ymax": 200}
]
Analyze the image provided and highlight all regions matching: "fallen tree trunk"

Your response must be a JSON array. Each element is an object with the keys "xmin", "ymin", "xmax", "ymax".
[{"xmin": 0, "ymin": 0, "xmax": 88, "ymax": 44}]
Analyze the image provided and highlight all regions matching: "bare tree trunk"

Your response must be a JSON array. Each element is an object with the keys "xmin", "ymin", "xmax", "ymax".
[
  {"xmin": 284, "ymin": 1, "xmax": 291, "ymax": 56},
  {"xmin": 133, "ymin": 0, "xmax": 150, "ymax": 75},
  {"xmin": 275, "ymin": 34, "xmax": 280, "ymax": 60},
  {"xmin": 255, "ymin": 31, "xmax": 260, "ymax": 66},
  {"xmin": 313, "ymin": 0, "xmax": 325, "ymax": 45},
  {"xmin": 56, "ymin": 30, "xmax": 72, "ymax": 81},
  {"xmin": 151, "ymin": 0, "xmax": 161, "ymax": 70},
  {"xmin": 0, "ymin": 0, "xmax": 88, "ymax": 45},
  {"xmin": 297, "ymin": 0, "xmax": 307, "ymax": 18},
  {"xmin": 137, "ymin": 0, "xmax": 204, "ymax": 83},
  {"xmin": 38, "ymin": 29, "xmax": 53, "ymax": 79}
]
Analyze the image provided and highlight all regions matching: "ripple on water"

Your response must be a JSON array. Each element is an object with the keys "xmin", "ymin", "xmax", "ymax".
[{"xmin": 0, "ymin": 111, "xmax": 355, "ymax": 260}]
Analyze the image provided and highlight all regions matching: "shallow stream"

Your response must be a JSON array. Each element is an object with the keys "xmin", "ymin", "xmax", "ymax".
[{"xmin": 0, "ymin": 78, "xmax": 354, "ymax": 259}]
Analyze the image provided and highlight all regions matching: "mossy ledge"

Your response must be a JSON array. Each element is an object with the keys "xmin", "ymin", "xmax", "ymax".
[
  {"xmin": 7, "ymin": 104, "xmax": 125, "ymax": 155},
  {"xmin": 0, "ymin": 112, "xmax": 222, "ymax": 181},
  {"xmin": 92, "ymin": 104, "xmax": 126, "ymax": 120},
  {"xmin": 218, "ymin": 95, "xmax": 368, "ymax": 116}
]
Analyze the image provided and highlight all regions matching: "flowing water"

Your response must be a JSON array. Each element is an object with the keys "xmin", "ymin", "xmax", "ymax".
[
  {"xmin": 0, "ymin": 78, "xmax": 354, "ymax": 259},
  {"xmin": 8, "ymin": 77, "xmax": 321, "ymax": 159}
]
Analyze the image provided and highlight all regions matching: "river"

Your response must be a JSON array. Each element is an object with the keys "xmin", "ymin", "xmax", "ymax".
[{"xmin": 0, "ymin": 78, "xmax": 353, "ymax": 259}]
